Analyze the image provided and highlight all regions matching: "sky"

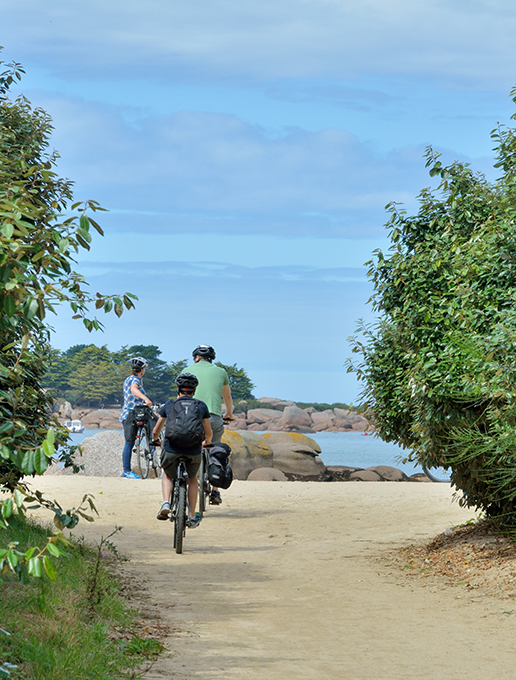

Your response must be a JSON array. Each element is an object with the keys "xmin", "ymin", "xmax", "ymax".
[{"xmin": 3, "ymin": 0, "xmax": 516, "ymax": 403}]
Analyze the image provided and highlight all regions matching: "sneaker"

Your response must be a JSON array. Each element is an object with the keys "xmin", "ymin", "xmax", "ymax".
[
  {"xmin": 187, "ymin": 512, "xmax": 202, "ymax": 529},
  {"xmin": 157, "ymin": 502, "xmax": 170, "ymax": 520},
  {"xmin": 209, "ymin": 490, "xmax": 222, "ymax": 505},
  {"xmin": 122, "ymin": 471, "xmax": 141, "ymax": 479}
]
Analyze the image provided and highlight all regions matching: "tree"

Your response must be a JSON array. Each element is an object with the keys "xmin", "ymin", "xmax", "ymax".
[
  {"xmin": 216, "ymin": 362, "xmax": 255, "ymax": 400},
  {"xmin": 348, "ymin": 92, "xmax": 516, "ymax": 531},
  {"xmin": 0, "ymin": 53, "xmax": 136, "ymax": 531},
  {"xmin": 68, "ymin": 345, "xmax": 124, "ymax": 406}
]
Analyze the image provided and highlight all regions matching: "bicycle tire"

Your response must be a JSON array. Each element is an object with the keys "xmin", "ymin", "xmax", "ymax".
[
  {"xmin": 423, "ymin": 465, "xmax": 451, "ymax": 483},
  {"xmin": 174, "ymin": 484, "xmax": 187, "ymax": 554},
  {"xmin": 150, "ymin": 444, "xmax": 162, "ymax": 479},
  {"xmin": 134, "ymin": 427, "xmax": 150, "ymax": 479}
]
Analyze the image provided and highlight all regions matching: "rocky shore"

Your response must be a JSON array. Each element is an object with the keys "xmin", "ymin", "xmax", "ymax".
[
  {"xmin": 56, "ymin": 396, "xmax": 372, "ymax": 434},
  {"xmin": 46, "ymin": 429, "xmax": 427, "ymax": 482}
]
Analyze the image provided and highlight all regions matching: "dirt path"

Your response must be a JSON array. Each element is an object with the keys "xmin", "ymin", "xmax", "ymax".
[{"xmin": 32, "ymin": 477, "xmax": 516, "ymax": 679}]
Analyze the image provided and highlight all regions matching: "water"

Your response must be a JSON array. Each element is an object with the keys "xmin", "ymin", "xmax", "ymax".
[
  {"xmin": 309, "ymin": 431, "xmax": 424, "ymax": 475},
  {"xmin": 64, "ymin": 428, "xmax": 424, "ymax": 475}
]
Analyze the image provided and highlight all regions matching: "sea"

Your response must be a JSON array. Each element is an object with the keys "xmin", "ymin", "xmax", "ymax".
[{"xmin": 67, "ymin": 428, "xmax": 423, "ymax": 475}]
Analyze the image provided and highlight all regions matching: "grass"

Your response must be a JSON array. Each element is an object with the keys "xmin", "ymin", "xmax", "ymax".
[{"xmin": 0, "ymin": 514, "xmax": 163, "ymax": 679}]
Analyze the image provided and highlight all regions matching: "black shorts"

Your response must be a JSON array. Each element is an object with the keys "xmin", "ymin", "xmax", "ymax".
[{"xmin": 161, "ymin": 451, "xmax": 201, "ymax": 479}]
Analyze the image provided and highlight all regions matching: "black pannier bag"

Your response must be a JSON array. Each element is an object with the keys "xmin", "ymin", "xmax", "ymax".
[
  {"xmin": 208, "ymin": 443, "xmax": 233, "ymax": 489},
  {"xmin": 164, "ymin": 398, "xmax": 205, "ymax": 448}
]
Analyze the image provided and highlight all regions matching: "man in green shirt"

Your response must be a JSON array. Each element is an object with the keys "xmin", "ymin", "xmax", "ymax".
[{"xmin": 187, "ymin": 345, "xmax": 233, "ymax": 504}]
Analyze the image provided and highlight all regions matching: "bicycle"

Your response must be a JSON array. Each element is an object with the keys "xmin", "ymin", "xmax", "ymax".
[
  {"xmin": 170, "ymin": 456, "xmax": 190, "ymax": 554},
  {"xmin": 133, "ymin": 405, "xmax": 161, "ymax": 479},
  {"xmin": 197, "ymin": 446, "xmax": 212, "ymax": 515}
]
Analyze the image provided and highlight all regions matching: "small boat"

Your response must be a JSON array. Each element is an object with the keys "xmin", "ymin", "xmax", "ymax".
[{"xmin": 64, "ymin": 419, "xmax": 85, "ymax": 434}]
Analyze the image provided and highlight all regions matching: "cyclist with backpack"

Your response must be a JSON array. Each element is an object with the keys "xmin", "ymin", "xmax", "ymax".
[
  {"xmin": 120, "ymin": 357, "xmax": 153, "ymax": 479},
  {"xmin": 186, "ymin": 344, "xmax": 233, "ymax": 505},
  {"xmin": 152, "ymin": 373, "xmax": 212, "ymax": 528}
]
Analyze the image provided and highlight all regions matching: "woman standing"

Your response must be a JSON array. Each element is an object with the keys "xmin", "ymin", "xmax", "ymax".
[{"xmin": 120, "ymin": 357, "xmax": 153, "ymax": 478}]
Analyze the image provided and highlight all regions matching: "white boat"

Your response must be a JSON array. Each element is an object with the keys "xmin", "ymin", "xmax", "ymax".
[{"xmin": 64, "ymin": 419, "xmax": 85, "ymax": 434}]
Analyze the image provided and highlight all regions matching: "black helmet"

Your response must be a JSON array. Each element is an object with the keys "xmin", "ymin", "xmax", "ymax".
[
  {"xmin": 175, "ymin": 372, "xmax": 199, "ymax": 392},
  {"xmin": 192, "ymin": 345, "xmax": 216, "ymax": 361},
  {"xmin": 130, "ymin": 357, "xmax": 148, "ymax": 370}
]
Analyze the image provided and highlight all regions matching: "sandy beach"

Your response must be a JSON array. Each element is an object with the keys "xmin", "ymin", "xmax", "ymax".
[{"xmin": 29, "ymin": 477, "xmax": 516, "ymax": 679}]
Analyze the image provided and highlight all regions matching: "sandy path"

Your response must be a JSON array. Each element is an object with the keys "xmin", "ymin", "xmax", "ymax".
[{"xmin": 31, "ymin": 477, "xmax": 516, "ymax": 679}]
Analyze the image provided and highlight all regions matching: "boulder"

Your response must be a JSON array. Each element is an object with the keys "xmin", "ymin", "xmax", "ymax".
[
  {"xmin": 247, "ymin": 467, "xmax": 288, "ymax": 481},
  {"xmin": 57, "ymin": 401, "xmax": 73, "ymax": 419},
  {"xmin": 81, "ymin": 409, "xmax": 122, "ymax": 429},
  {"xmin": 247, "ymin": 408, "xmax": 283, "ymax": 425},
  {"xmin": 272, "ymin": 443, "xmax": 324, "ymax": 475},
  {"xmin": 310, "ymin": 410, "xmax": 336, "ymax": 431},
  {"xmin": 260, "ymin": 431, "xmax": 322, "ymax": 454},
  {"xmin": 367, "ymin": 465, "xmax": 408, "ymax": 482},
  {"xmin": 221, "ymin": 430, "xmax": 274, "ymax": 480},
  {"xmin": 349, "ymin": 469, "xmax": 382, "ymax": 481},
  {"xmin": 257, "ymin": 398, "xmax": 296, "ymax": 411},
  {"xmin": 276, "ymin": 405, "xmax": 313, "ymax": 431}
]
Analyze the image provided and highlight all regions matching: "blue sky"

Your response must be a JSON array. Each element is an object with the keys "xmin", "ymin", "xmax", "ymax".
[{"xmin": 3, "ymin": 0, "xmax": 516, "ymax": 403}]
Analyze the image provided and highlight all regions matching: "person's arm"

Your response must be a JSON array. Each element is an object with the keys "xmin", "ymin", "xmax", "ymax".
[
  {"xmin": 153, "ymin": 415, "xmax": 166, "ymax": 442},
  {"xmin": 202, "ymin": 417, "xmax": 212, "ymax": 446},
  {"xmin": 131, "ymin": 381, "xmax": 152, "ymax": 406},
  {"xmin": 222, "ymin": 384, "xmax": 233, "ymax": 420}
]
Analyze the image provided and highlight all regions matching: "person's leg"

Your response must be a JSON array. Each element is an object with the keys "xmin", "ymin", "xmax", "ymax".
[
  {"xmin": 122, "ymin": 439, "xmax": 135, "ymax": 474},
  {"xmin": 157, "ymin": 471, "xmax": 174, "ymax": 520},
  {"xmin": 187, "ymin": 478, "xmax": 198, "ymax": 519},
  {"xmin": 209, "ymin": 414, "xmax": 225, "ymax": 500},
  {"xmin": 209, "ymin": 414, "xmax": 224, "ymax": 443},
  {"xmin": 162, "ymin": 472, "xmax": 173, "ymax": 502}
]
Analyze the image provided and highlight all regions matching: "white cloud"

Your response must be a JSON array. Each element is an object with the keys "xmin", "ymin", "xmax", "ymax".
[
  {"xmin": 30, "ymin": 92, "xmax": 433, "ymax": 237},
  {"xmin": 3, "ymin": 0, "xmax": 516, "ymax": 87}
]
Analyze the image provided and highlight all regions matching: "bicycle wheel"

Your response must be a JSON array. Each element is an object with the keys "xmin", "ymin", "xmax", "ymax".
[
  {"xmin": 174, "ymin": 484, "xmax": 187, "ymax": 554},
  {"xmin": 198, "ymin": 451, "xmax": 210, "ymax": 515},
  {"xmin": 423, "ymin": 465, "xmax": 451, "ymax": 483},
  {"xmin": 150, "ymin": 444, "xmax": 162, "ymax": 479},
  {"xmin": 135, "ymin": 428, "xmax": 150, "ymax": 479}
]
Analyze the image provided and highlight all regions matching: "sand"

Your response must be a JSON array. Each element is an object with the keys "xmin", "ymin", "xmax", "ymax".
[{"xmin": 29, "ymin": 477, "xmax": 516, "ymax": 679}]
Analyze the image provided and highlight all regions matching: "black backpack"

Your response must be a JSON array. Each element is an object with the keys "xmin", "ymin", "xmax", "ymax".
[
  {"xmin": 164, "ymin": 398, "xmax": 205, "ymax": 448},
  {"xmin": 208, "ymin": 443, "xmax": 233, "ymax": 489}
]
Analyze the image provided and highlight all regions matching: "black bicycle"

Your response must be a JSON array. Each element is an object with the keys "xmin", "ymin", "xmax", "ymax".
[
  {"xmin": 133, "ymin": 405, "xmax": 161, "ymax": 479},
  {"xmin": 197, "ymin": 447, "xmax": 212, "ymax": 515},
  {"xmin": 170, "ymin": 456, "xmax": 189, "ymax": 554}
]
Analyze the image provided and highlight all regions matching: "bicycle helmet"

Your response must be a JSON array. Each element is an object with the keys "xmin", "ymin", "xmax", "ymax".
[
  {"xmin": 130, "ymin": 357, "xmax": 148, "ymax": 370},
  {"xmin": 192, "ymin": 345, "xmax": 216, "ymax": 362},
  {"xmin": 175, "ymin": 372, "xmax": 199, "ymax": 393}
]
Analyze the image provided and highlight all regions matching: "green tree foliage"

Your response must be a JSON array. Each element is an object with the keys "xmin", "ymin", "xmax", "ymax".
[
  {"xmin": 216, "ymin": 362, "xmax": 255, "ymax": 400},
  {"xmin": 348, "ymin": 92, "xmax": 516, "ymax": 530},
  {"xmin": 0, "ymin": 54, "xmax": 135, "ymax": 522}
]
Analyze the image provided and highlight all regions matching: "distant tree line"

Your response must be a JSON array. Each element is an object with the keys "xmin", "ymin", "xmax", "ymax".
[{"xmin": 44, "ymin": 344, "xmax": 256, "ymax": 407}]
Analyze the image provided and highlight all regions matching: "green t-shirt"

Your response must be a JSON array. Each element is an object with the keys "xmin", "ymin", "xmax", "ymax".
[{"xmin": 186, "ymin": 361, "xmax": 229, "ymax": 416}]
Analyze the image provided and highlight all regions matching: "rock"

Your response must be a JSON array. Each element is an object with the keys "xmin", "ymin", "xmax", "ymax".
[
  {"xmin": 310, "ymin": 410, "xmax": 336, "ymax": 431},
  {"xmin": 367, "ymin": 465, "xmax": 408, "ymax": 481},
  {"xmin": 260, "ymin": 432, "xmax": 322, "ymax": 454},
  {"xmin": 276, "ymin": 405, "xmax": 313, "ymax": 431},
  {"xmin": 81, "ymin": 409, "xmax": 122, "ymax": 429},
  {"xmin": 44, "ymin": 430, "xmax": 126, "ymax": 476},
  {"xmin": 349, "ymin": 469, "xmax": 382, "ymax": 481},
  {"xmin": 272, "ymin": 443, "xmax": 324, "ymax": 475},
  {"xmin": 247, "ymin": 408, "xmax": 283, "ymax": 425},
  {"xmin": 257, "ymin": 398, "xmax": 296, "ymax": 411},
  {"xmin": 57, "ymin": 401, "xmax": 73, "ymax": 419},
  {"xmin": 247, "ymin": 467, "xmax": 288, "ymax": 481},
  {"xmin": 221, "ymin": 430, "xmax": 274, "ymax": 480}
]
